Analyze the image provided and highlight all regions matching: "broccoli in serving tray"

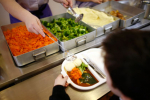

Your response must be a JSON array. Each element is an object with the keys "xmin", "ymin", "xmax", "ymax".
[{"xmin": 41, "ymin": 18, "xmax": 89, "ymax": 41}]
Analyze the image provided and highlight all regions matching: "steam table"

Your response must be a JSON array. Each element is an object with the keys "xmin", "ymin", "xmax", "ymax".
[{"xmin": 0, "ymin": 19, "xmax": 150, "ymax": 100}]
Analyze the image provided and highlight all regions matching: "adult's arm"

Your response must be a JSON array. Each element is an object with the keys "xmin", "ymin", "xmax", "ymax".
[{"xmin": 0, "ymin": 0, "xmax": 45, "ymax": 37}]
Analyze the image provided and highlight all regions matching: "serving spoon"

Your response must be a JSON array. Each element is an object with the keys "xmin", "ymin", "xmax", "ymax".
[
  {"xmin": 61, "ymin": 3, "xmax": 83, "ymax": 23},
  {"xmin": 67, "ymin": 7, "xmax": 84, "ymax": 23}
]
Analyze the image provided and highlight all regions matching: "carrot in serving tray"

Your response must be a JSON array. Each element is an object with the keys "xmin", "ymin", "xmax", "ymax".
[{"xmin": 3, "ymin": 25, "xmax": 57, "ymax": 56}]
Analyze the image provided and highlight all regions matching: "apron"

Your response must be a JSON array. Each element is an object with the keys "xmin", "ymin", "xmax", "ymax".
[{"xmin": 10, "ymin": 0, "xmax": 52, "ymax": 24}]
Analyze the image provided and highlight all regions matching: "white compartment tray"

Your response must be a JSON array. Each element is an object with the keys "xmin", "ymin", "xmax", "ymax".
[{"xmin": 61, "ymin": 54, "xmax": 106, "ymax": 90}]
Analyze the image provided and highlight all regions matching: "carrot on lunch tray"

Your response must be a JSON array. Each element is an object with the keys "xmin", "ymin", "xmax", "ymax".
[{"xmin": 70, "ymin": 67, "xmax": 82, "ymax": 80}]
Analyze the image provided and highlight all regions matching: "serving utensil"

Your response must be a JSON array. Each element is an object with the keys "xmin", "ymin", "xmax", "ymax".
[
  {"xmin": 67, "ymin": 7, "xmax": 84, "ymax": 23},
  {"xmin": 61, "ymin": 3, "xmax": 83, "ymax": 22},
  {"xmin": 82, "ymin": 56, "xmax": 106, "ymax": 79}
]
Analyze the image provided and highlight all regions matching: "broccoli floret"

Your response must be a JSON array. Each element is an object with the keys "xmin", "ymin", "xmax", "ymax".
[
  {"xmin": 50, "ymin": 27, "xmax": 58, "ymax": 35},
  {"xmin": 63, "ymin": 30, "xmax": 70, "ymax": 36},
  {"xmin": 55, "ymin": 32, "xmax": 62, "ymax": 40},
  {"xmin": 52, "ymin": 19, "xmax": 58, "ymax": 23},
  {"xmin": 68, "ymin": 33, "xmax": 76, "ymax": 39},
  {"xmin": 42, "ymin": 18, "xmax": 89, "ymax": 41},
  {"xmin": 62, "ymin": 36, "xmax": 69, "ymax": 41},
  {"xmin": 58, "ymin": 18, "xmax": 66, "ymax": 21},
  {"xmin": 46, "ymin": 23, "xmax": 53, "ymax": 28},
  {"xmin": 53, "ymin": 23, "xmax": 61, "ymax": 32},
  {"xmin": 78, "ymin": 28, "xmax": 86, "ymax": 34},
  {"xmin": 78, "ymin": 34, "xmax": 83, "ymax": 37}
]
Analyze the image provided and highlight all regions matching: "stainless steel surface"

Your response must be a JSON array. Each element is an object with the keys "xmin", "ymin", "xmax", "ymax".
[
  {"xmin": 118, "ymin": 0, "xmax": 150, "ymax": 19},
  {"xmin": 142, "ymin": 0, "xmax": 150, "ymax": 3},
  {"xmin": 95, "ymin": 14, "xmax": 119, "ymax": 37},
  {"xmin": 44, "ymin": 32, "xmax": 65, "ymax": 51},
  {"xmin": 93, "ymin": 1, "xmax": 145, "ymax": 28},
  {"xmin": 91, "ymin": 2, "xmax": 120, "ymax": 37},
  {"xmin": 125, "ymin": 19, "xmax": 150, "ymax": 29},
  {"xmin": 0, "ymin": 26, "xmax": 106, "ymax": 89},
  {"xmin": 68, "ymin": 7, "xmax": 83, "ymax": 23},
  {"xmin": 144, "ymin": 3, "xmax": 150, "ymax": 19},
  {"xmin": 140, "ymin": 0, "xmax": 150, "ymax": 9},
  {"xmin": 83, "ymin": 58, "xmax": 105, "ymax": 79},
  {"xmin": 0, "ymin": 65, "xmax": 110, "ymax": 100},
  {"xmin": 75, "ymin": 14, "xmax": 84, "ymax": 23},
  {"xmin": 0, "ymin": 10, "xmax": 150, "ymax": 99},
  {"xmin": 41, "ymin": 13, "xmax": 96, "ymax": 52},
  {"xmin": 0, "ymin": 18, "xmax": 150, "ymax": 89},
  {"xmin": 118, "ymin": 0, "xmax": 141, "ymax": 7},
  {"xmin": 59, "ymin": 27, "xmax": 96, "ymax": 52},
  {"xmin": 1, "ymin": 22, "xmax": 59, "ymax": 67},
  {"xmin": 141, "ymin": 24, "xmax": 150, "ymax": 30}
]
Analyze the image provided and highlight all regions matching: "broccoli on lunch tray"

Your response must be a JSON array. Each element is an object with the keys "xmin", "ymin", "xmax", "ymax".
[{"xmin": 41, "ymin": 18, "xmax": 89, "ymax": 41}]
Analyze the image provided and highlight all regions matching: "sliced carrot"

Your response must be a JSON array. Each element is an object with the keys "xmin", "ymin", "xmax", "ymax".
[
  {"xmin": 3, "ymin": 25, "xmax": 57, "ymax": 56},
  {"xmin": 70, "ymin": 67, "xmax": 82, "ymax": 80}
]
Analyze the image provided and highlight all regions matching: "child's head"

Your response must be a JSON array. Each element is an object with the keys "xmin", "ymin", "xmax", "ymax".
[{"xmin": 102, "ymin": 30, "xmax": 150, "ymax": 100}]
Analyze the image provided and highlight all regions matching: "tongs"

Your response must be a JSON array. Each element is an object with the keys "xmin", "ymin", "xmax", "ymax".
[
  {"xmin": 67, "ymin": 7, "xmax": 84, "ymax": 23},
  {"xmin": 44, "ymin": 32, "xmax": 76, "ymax": 61}
]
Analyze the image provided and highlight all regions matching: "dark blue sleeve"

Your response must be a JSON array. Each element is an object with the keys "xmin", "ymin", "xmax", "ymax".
[{"xmin": 49, "ymin": 85, "xmax": 70, "ymax": 100}]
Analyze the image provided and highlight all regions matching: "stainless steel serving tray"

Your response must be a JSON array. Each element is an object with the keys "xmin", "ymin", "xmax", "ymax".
[
  {"xmin": 1, "ymin": 22, "xmax": 59, "ymax": 67},
  {"xmin": 40, "ymin": 13, "xmax": 96, "ymax": 52},
  {"xmin": 90, "ymin": 11, "xmax": 120, "ymax": 37},
  {"xmin": 92, "ymin": 1, "xmax": 145, "ymax": 28},
  {"xmin": 68, "ymin": 7, "xmax": 120, "ymax": 37}
]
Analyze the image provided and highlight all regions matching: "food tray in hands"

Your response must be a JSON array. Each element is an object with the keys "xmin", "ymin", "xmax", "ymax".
[
  {"xmin": 1, "ymin": 22, "xmax": 59, "ymax": 67},
  {"xmin": 40, "ymin": 13, "xmax": 96, "ymax": 52},
  {"xmin": 92, "ymin": 1, "xmax": 145, "ymax": 28},
  {"xmin": 61, "ymin": 54, "xmax": 106, "ymax": 90}
]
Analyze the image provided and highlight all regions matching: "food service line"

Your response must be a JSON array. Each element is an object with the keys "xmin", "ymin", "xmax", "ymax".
[
  {"xmin": 0, "ymin": 21, "xmax": 150, "ymax": 100},
  {"xmin": 1, "ymin": 0, "xmax": 149, "ymax": 90},
  {"xmin": 0, "ymin": 28, "xmax": 106, "ymax": 90},
  {"xmin": 0, "ymin": 2, "xmax": 150, "ymax": 100},
  {"xmin": 0, "ymin": 19, "xmax": 150, "ymax": 100},
  {"xmin": 0, "ymin": 18, "xmax": 149, "ymax": 89},
  {"xmin": 0, "ymin": 19, "xmax": 150, "ymax": 93}
]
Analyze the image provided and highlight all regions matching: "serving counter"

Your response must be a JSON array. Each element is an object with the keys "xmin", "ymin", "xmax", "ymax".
[
  {"xmin": 0, "ymin": 64, "xmax": 110, "ymax": 100},
  {"xmin": 0, "ymin": 30, "xmax": 106, "ymax": 90},
  {"xmin": 0, "ymin": 27, "xmax": 110, "ymax": 100},
  {"xmin": 0, "ymin": 14, "xmax": 150, "ymax": 100}
]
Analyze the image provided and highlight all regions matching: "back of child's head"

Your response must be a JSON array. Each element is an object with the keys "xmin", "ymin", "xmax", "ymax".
[{"xmin": 102, "ymin": 29, "xmax": 150, "ymax": 100}]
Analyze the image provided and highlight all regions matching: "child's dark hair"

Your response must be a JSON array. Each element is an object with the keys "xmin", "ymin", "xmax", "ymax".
[{"xmin": 102, "ymin": 29, "xmax": 150, "ymax": 100}]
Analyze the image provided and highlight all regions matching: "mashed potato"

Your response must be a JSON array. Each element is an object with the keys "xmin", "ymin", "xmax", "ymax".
[
  {"xmin": 73, "ymin": 8, "xmax": 115, "ymax": 27},
  {"xmin": 73, "ymin": 58, "xmax": 82, "ymax": 67},
  {"xmin": 64, "ymin": 58, "xmax": 82, "ymax": 71},
  {"xmin": 65, "ymin": 62, "xmax": 75, "ymax": 71}
]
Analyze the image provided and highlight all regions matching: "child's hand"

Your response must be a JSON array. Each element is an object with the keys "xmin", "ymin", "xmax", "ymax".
[{"xmin": 54, "ymin": 74, "xmax": 69, "ymax": 87}]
